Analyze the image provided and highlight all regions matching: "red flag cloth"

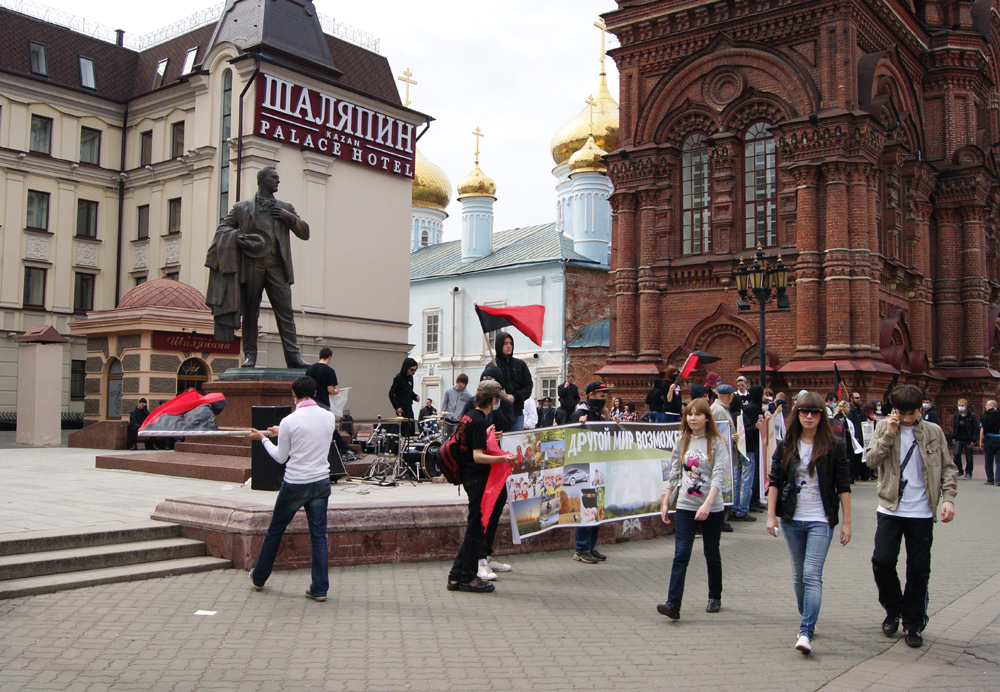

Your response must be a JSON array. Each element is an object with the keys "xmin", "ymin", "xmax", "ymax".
[
  {"xmin": 481, "ymin": 428, "xmax": 512, "ymax": 531},
  {"xmin": 475, "ymin": 304, "xmax": 545, "ymax": 347},
  {"xmin": 834, "ymin": 363, "xmax": 844, "ymax": 399},
  {"xmin": 680, "ymin": 352, "xmax": 700, "ymax": 378},
  {"xmin": 139, "ymin": 390, "xmax": 226, "ymax": 431}
]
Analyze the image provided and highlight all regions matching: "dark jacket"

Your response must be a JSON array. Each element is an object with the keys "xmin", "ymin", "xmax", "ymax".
[
  {"xmin": 769, "ymin": 437, "xmax": 851, "ymax": 528},
  {"xmin": 557, "ymin": 381, "xmax": 580, "ymax": 412},
  {"xmin": 952, "ymin": 410, "xmax": 980, "ymax": 442},
  {"xmin": 742, "ymin": 385, "xmax": 765, "ymax": 453},
  {"xmin": 129, "ymin": 406, "xmax": 149, "ymax": 429},
  {"xmin": 846, "ymin": 404, "xmax": 867, "ymax": 450},
  {"xmin": 537, "ymin": 405, "xmax": 556, "ymax": 428},
  {"xmin": 493, "ymin": 331, "xmax": 533, "ymax": 411},
  {"xmin": 459, "ymin": 390, "xmax": 515, "ymax": 432},
  {"xmin": 388, "ymin": 357, "xmax": 419, "ymax": 414},
  {"xmin": 573, "ymin": 399, "xmax": 605, "ymax": 423},
  {"xmin": 923, "ymin": 406, "xmax": 941, "ymax": 427},
  {"xmin": 645, "ymin": 379, "xmax": 664, "ymax": 413}
]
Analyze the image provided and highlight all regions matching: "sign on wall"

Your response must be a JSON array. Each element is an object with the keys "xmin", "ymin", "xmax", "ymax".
[
  {"xmin": 152, "ymin": 331, "xmax": 240, "ymax": 354},
  {"xmin": 255, "ymin": 73, "xmax": 416, "ymax": 179}
]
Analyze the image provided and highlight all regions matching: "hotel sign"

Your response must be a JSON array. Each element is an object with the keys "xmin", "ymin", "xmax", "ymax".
[
  {"xmin": 255, "ymin": 73, "xmax": 415, "ymax": 178},
  {"xmin": 152, "ymin": 331, "xmax": 241, "ymax": 354}
]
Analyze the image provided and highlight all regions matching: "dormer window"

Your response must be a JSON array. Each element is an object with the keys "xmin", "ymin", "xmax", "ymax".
[
  {"xmin": 152, "ymin": 59, "xmax": 168, "ymax": 89},
  {"xmin": 182, "ymin": 47, "xmax": 198, "ymax": 75},
  {"xmin": 29, "ymin": 42, "xmax": 47, "ymax": 76},
  {"xmin": 79, "ymin": 57, "xmax": 95, "ymax": 89}
]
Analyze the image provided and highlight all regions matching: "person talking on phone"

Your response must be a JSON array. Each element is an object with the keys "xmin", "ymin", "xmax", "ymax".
[
  {"xmin": 765, "ymin": 391, "xmax": 852, "ymax": 654},
  {"xmin": 866, "ymin": 384, "xmax": 958, "ymax": 649}
]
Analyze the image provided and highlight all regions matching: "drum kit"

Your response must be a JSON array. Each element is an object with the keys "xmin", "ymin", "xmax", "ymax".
[{"xmin": 362, "ymin": 414, "xmax": 445, "ymax": 486}]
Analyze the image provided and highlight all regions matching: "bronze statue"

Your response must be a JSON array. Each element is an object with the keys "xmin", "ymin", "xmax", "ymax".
[{"xmin": 206, "ymin": 166, "xmax": 310, "ymax": 368}]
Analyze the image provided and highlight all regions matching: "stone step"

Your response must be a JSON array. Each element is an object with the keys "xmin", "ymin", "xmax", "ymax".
[
  {"xmin": 95, "ymin": 451, "xmax": 250, "ymax": 482},
  {"xmin": 0, "ymin": 521, "xmax": 181, "ymax": 557},
  {"xmin": 0, "ymin": 556, "xmax": 232, "ymax": 599},
  {"xmin": 0, "ymin": 537, "xmax": 209, "ymax": 579},
  {"xmin": 174, "ymin": 442, "xmax": 252, "ymax": 457}
]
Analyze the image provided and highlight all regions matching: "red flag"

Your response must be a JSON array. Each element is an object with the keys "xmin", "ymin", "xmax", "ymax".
[
  {"xmin": 481, "ymin": 428, "xmax": 512, "ymax": 530},
  {"xmin": 140, "ymin": 390, "xmax": 226, "ymax": 431},
  {"xmin": 475, "ymin": 304, "xmax": 545, "ymax": 347},
  {"xmin": 680, "ymin": 352, "xmax": 700, "ymax": 378},
  {"xmin": 834, "ymin": 363, "xmax": 845, "ymax": 400}
]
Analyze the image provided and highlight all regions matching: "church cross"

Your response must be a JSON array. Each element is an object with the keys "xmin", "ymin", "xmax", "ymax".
[
  {"xmin": 397, "ymin": 68, "xmax": 417, "ymax": 107},
  {"xmin": 585, "ymin": 95, "xmax": 597, "ymax": 136},
  {"xmin": 472, "ymin": 126, "xmax": 484, "ymax": 165},
  {"xmin": 594, "ymin": 17, "xmax": 608, "ymax": 75}
]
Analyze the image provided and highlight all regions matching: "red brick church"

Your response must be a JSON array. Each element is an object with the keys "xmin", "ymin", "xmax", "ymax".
[{"xmin": 595, "ymin": 0, "xmax": 1000, "ymax": 421}]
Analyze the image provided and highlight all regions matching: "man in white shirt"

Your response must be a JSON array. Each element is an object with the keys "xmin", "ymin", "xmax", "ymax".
[
  {"xmin": 247, "ymin": 376, "xmax": 337, "ymax": 601},
  {"xmin": 866, "ymin": 384, "xmax": 958, "ymax": 648}
]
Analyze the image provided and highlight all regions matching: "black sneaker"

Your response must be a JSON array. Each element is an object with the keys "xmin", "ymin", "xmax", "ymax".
[
  {"xmin": 905, "ymin": 629, "xmax": 923, "ymax": 647},
  {"xmin": 706, "ymin": 598, "xmax": 721, "ymax": 613},
  {"xmin": 589, "ymin": 548, "xmax": 607, "ymax": 561},
  {"xmin": 881, "ymin": 614, "xmax": 900, "ymax": 636},
  {"xmin": 741, "ymin": 514, "xmax": 757, "ymax": 522},
  {"xmin": 657, "ymin": 602, "xmax": 680, "ymax": 619},
  {"xmin": 446, "ymin": 579, "xmax": 460, "ymax": 592},
  {"xmin": 721, "ymin": 522, "xmax": 734, "ymax": 533},
  {"xmin": 457, "ymin": 577, "xmax": 495, "ymax": 593},
  {"xmin": 574, "ymin": 551, "xmax": 599, "ymax": 564}
]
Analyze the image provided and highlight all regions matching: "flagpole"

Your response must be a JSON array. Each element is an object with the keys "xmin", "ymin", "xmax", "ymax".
[{"xmin": 483, "ymin": 332, "xmax": 496, "ymax": 365}]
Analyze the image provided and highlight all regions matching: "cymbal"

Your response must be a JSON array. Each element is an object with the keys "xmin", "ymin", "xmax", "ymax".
[{"xmin": 382, "ymin": 416, "xmax": 413, "ymax": 422}]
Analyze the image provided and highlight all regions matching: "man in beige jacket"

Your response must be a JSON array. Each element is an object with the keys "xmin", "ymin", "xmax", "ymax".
[{"xmin": 866, "ymin": 384, "xmax": 958, "ymax": 649}]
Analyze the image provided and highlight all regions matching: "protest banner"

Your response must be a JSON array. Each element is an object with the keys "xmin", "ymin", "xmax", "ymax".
[{"xmin": 500, "ymin": 420, "xmax": 733, "ymax": 544}]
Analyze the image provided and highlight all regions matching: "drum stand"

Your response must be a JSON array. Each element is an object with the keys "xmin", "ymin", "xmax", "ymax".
[
  {"xmin": 391, "ymin": 433, "xmax": 419, "ymax": 486},
  {"xmin": 362, "ymin": 424, "xmax": 400, "ymax": 487}
]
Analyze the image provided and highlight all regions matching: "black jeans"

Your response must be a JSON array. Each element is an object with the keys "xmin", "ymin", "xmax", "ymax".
[
  {"xmin": 953, "ymin": 440, "xmax": 974, "ymax": 475},
  {"xmin": 872, "ymin": 513, "xmax": 934, "ymax": 633},
  {"xmin": 481, "ymin": 486, "xmax": 507, "ymax": 559},
  {"xmin": 985, "ymin": 437, "xmax": 1000, "ymax": 483},
  {"xmin": 449, "ymin": 474, "xmax": 487, "ymax": 583},
  {"xmin": 666, "ymin": 509, "xmax": 724, "ymax": 609}
]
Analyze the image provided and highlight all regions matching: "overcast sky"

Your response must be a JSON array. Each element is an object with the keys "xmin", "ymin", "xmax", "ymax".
[{"xmin": 29, "ymin": 0, "xmax": 620, "ymax": 242}]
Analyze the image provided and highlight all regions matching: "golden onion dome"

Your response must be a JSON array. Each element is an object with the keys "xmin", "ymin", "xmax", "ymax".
[
  {"xmin": 412, "ymin": 148, "xmax": 451, "ymax": 212},
  {"xmin": 551, "ymin": 73, "xmax": 620, "ymax": 165},
  {"xmin": 457, "ymin": 163, "xmax": 496, "ymax": 199},
  {"xmin": 568, "ymin": 135, "xmax": 608, "ymax": 174}
]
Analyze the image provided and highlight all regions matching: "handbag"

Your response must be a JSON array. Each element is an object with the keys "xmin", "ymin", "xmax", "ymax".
[{"xmin": 667, "ymin": 484, "xmax": 680, "ymax": 511}]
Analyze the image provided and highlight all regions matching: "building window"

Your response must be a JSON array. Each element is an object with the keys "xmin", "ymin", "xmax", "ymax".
[
  {"xmin": 540, "ymin": 377, "xmax": 558, "ymax": 401},
  {"xmin": 74, "ymin": 273, "xmax": 95, "ymax": 312},
  {"xmin": 30, "ymin": 115, "xmax": 52, "ymax": 154},
  {"xmin": 420, "ymin": 229, "xmax": 429, "ymax": 247},
  {"xmin": 29, "ymin": 41, "xmax": 47, "ymax": 75},
  {"xmin": 744, "ymin": 121, "xmax": 777, "ymax": 248},
  {"xmin": 170, "ymin": 121, "xmax": 185, "ymax": 159},
  {"xmin": 26, "ymin": 190, "xmax": 50, "ymax": 230},
  {"xmin": 682, "ymin": 133, "xmax": 712, "ymax": 255},
  {"xmin": 23, "ymin": 267, "xmax": 46, "ymax": 307},
  {"xmin": 136, "ymin": 205, "xmax": 149, "ymax": 240},
  {"xmin": 79, "ymin": 57, "xmax": 95, "ymax": 89},
  {"xmin": 76, "ymin": 199, "xmax": 98, "ymax": 238},
  {"xmin": 152, "ymin": 59, "xmax": 168, "ymax": 89},
  {"xmin": 80, "ymin": 127, "xmax": 101, "ymax": 165},
  {"xmin": 182, "ymin": 47, "xmax": 198, "ymax": 75},
  {"xmin": 425, "ymin": 312, "xmax": 440, "ymax": 354},
  {"xmin": 165, "ymin": 270, "xmax": 179, "ymax": 281},
  {"xmin": 139, "ymin": 130, "xmax": 152, "ymax": 166},
  {"xmin": 134, "ymin": 274, "xmax": 147, "ymax": 287},
  {"xmin": 219, "ymin": 69, "xmax": 232, "ymax": 218},
  {"xmin": 167, "ymin": 198, "xmax": 182, "ymax": 234},
  {"xmin": 71, "ymin": 360, "xmax": 86, "ymax": 400}
]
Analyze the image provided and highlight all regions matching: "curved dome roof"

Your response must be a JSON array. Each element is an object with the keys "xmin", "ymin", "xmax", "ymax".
[
  {"xmin": 457, "ymin": 163, "xmax": 497, "ymax": 199},
  {"xmin": 117, "ymin": 279, "xmax": 210, "ymax": 312},
  {"xmin": 568, "ymin": 135, "xmax": 608, "ymax": 174},
  {"xmin": 412, "ymin": 148, "xmax": 451, "ymax": 212},
  {"xmin": 551, "ymin": 73, "xmax": 620, "ymax": 166}
]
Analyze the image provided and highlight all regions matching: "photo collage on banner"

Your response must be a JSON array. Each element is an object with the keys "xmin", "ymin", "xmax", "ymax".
[{"xmin": 500, "ymin": 421, "xmax": 734, "ymax": 544}]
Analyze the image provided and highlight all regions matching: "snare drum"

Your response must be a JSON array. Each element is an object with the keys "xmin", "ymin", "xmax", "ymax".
[
  {"xmin": 419, "ymin": 418, "xmax": 441, "ymax": 439},
  {"xmin": 374, "ymin": 433, "xmax": 400, "ymax": 456}
]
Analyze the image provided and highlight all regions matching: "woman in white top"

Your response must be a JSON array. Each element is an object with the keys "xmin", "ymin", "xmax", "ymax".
[
  {"xmin": 766, "ymin": 391, "xmax": 852, "ymax": 654},
  {"xmin": 657, "ymin": 398, "xmax": 730, "ymax": 620}
]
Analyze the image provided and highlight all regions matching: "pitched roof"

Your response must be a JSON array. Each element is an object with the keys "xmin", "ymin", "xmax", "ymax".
[{"xmin": 410, "ymin": 223, "xmax": 598, "ymax": 280}]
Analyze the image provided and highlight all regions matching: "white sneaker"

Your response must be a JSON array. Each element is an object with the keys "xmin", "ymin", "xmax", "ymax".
[
  {"xmin": 486, "ymin": 556, "xmax": 512, "ymax": 572},
  {"xmin": 477, "ymin": 558, "xmax": 497, "ymax": 581},
  {"xmin": 795, "ymin": 635, "xmax": 811, "ymax": 654}
]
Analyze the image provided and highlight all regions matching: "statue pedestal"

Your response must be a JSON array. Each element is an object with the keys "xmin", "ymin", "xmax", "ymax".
[{"xmin": 203, "ymin": 367, "xmax": 306, "ymax": 428}]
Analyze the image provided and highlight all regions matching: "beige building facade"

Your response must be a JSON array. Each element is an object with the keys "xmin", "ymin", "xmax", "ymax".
[{"xmin": 0, "ymin": 0, "xmax": 424, "ymax": 422}]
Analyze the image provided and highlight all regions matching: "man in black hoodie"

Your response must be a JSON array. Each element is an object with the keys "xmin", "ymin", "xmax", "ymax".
[
  {"xmin": 388, "ymin": 357, "xmax": 419, "ymax": 437},
  {"xmin": 493, "ymin": 331, "xmax": 533, "ymax": 431}
]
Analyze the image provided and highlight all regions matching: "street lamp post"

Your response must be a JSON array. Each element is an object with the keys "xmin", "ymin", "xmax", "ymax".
[{"xmin": 733, "ymin": 243, "xmax": 790, "ymax": 390}]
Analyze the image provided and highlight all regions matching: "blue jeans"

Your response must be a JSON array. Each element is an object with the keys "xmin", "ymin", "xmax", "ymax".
[
  {"xmin": 647, "ymin": 412, "xmax": 667, "ymax": 423},
  {"xmin": 252, "ymin": 479, "xmax": 331, "ymax": 596},
  {"xmin": 666, "ymin": 509, "xmax": 724, "ymax": 608},
  {"xmin": 575, "ymin": 525, "xmax": 599, "ymax": 552},
  {"xmin": 781, "ymin": 519, "xmax": 833, "ymax": 640},
  {"xmin": 732, "ymin": 452, "xmax": 755, "ymax": 516},
  {"xmin": 511, "ymin": 415, "xmax": 525, "ymax": 431},
  {"xmin": 663, "ymin": 412, "xmax": 680, "ymax": 423}
]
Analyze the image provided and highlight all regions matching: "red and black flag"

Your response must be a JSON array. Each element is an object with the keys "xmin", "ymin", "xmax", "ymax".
[
  {"xmin": 474, "ymin": 304, "xmax": 545, "ymax": 347},
  {"xmin": 679, "ymin": 350, "xmax": 721, "ymax": 378},
  {"xmin": 834, "ymin": 362, "xmax": 846, "ymax": 400},
  {"xmin": 139, "ymin": 390, "xmax": 227, "ymax": 435}
]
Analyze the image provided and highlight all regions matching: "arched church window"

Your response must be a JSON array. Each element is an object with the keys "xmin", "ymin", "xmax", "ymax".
[
  {"xmin": 744, "ymin": 122, "xmax": 777, "ymax": 248},
  {"xmin": 420, "ymin": 229, "xmax": 429, "ymax": 247},
  {"xmin": 682, "ymin": 134, "xmax": 711, "ymax": 255}
]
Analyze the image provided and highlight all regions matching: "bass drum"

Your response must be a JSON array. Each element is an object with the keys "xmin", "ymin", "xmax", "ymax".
[{"xmin": 422, "ymin": 440, "xmax": 442, "ymax": 477}]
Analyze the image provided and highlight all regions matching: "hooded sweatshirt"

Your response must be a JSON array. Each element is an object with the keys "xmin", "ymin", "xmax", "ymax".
[
  {"xmin": 493, "ymin": 331, "xmax": 533, "ymax": 412},
  {"xmin": 388, "ymin": 357, "xmax": 419, "ymax": 414},
  {"xmin": 742, "ymin": 385, "xmax": 765, "ymax": 454}
]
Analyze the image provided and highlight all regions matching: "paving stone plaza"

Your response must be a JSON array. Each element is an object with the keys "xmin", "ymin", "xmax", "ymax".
[{"xmin": 0, "ymin": 444, "xmax": 998, "ymax": 691}]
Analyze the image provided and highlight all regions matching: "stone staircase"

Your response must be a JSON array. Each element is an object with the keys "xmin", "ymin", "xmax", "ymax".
[{"xmin": 0, "ymin": 521, "xmax": 231, "ymax": 599}]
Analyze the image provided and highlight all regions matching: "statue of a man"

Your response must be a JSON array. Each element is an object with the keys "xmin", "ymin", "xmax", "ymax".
[{"xmin": 206, "ymin": 166, "xmax": 310, "ymax": 368}]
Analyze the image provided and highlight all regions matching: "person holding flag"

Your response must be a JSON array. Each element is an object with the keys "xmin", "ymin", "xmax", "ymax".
[{"xmin": 475, "ymin": 304, "xmax": 544, "ymax": 432}]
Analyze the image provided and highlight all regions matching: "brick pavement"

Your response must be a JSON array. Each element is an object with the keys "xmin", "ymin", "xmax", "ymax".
[{"xmin": 1, "ymin": 473, "xmax": 998, "ymax": 691}]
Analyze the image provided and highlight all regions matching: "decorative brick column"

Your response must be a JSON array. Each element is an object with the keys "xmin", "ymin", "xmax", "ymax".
[
  {"xmin": 934, "ymin": 208, "xmax": 962, "ymax": 365},
  {"xmin": 822, "ymin": 162, "xmax": 852, "ymax": 359},
  {"xmin": 847, "ymin": 165, "xmax": 874, "ymax": 357},
  {"xmin": 637, "ymin": 188, "xmax": 661, "ymax": 361},
  {"xmin": 611, "ymin": 192, "xmax": 638, "ymax": 360},
  {"xmin": 960, "ymin": 205, "xmax": 989, "ymax": 366},
  {"xmin": 792, "ymin": 166, "xmax": 821, "ymax": 359}
]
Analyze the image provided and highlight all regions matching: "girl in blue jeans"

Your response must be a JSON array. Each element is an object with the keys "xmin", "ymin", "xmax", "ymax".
[{"xmin": 766, "ymin": 391, "xmax": 852, "ymax": 654}]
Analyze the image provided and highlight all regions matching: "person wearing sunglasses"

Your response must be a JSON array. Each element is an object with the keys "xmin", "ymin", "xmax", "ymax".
[
  {"xmin": 866, "ymin": 384, "xmax": 957, "ymax": 648},
  {"xmin": 765, "ymin": 391, "xmax": 852, "ymax": 654}
]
